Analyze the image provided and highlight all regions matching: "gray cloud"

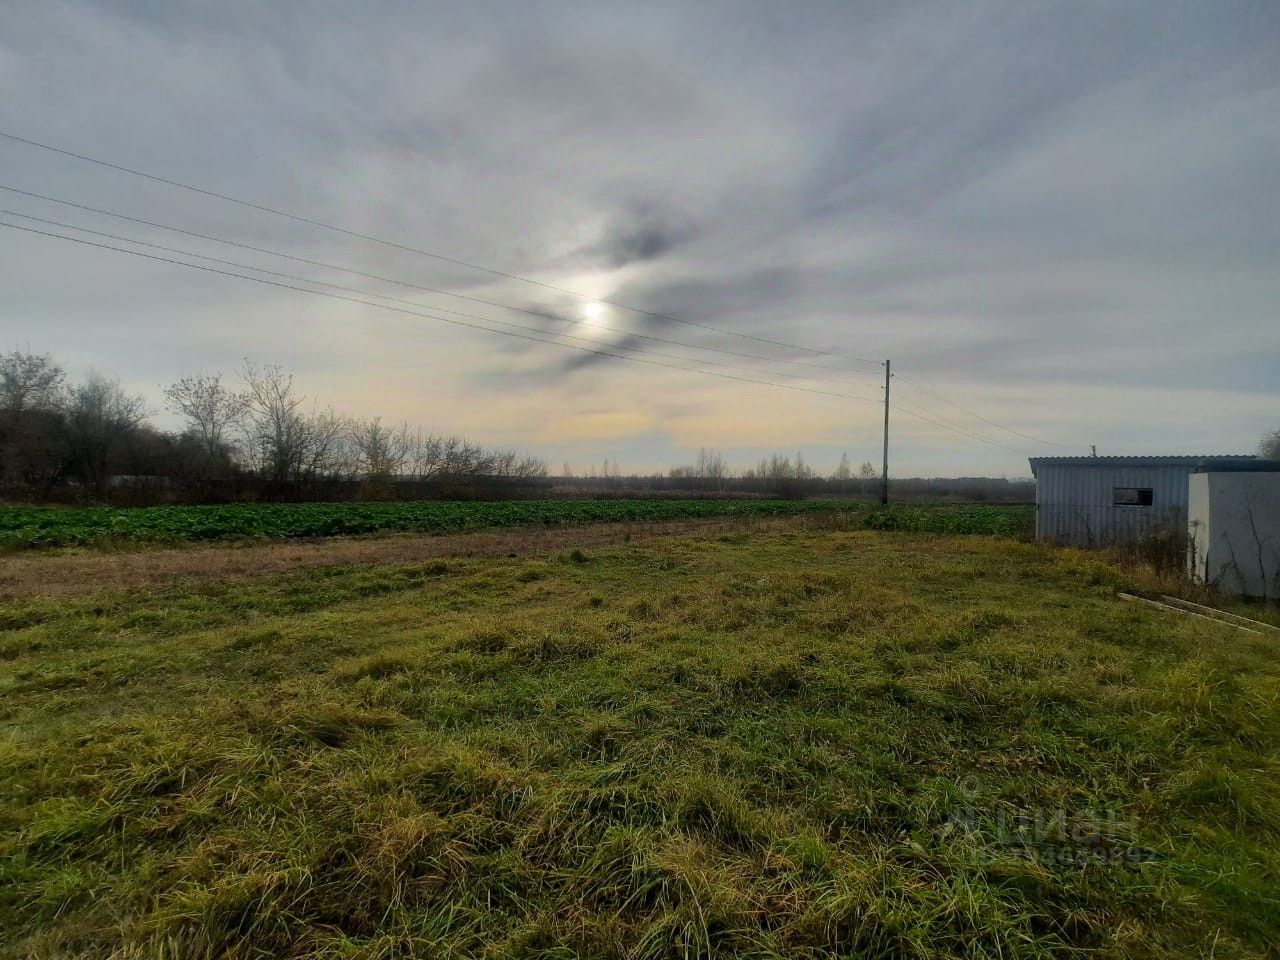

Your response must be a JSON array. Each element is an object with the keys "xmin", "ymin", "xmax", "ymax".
[
  {"xmin": 574, "ymin": 202, "xmax": 690, "ymax": 271},
  {"xmin": 1, "ymin": 0, "xmax": 1278, "ymax": 475}
]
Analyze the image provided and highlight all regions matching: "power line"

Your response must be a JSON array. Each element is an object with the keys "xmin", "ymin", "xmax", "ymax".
[
  {"xmin": 882, "ymin": 378, "xmax": 1033, "ymax": 452},
  {"xmin": 0, "ymin": 129, "xmax": 883, "ymax": 367},
  {"xmin": 0, "ymin": 217, "xmax": 1037, "ymax": 455},
  {"xmin": 0, "ymin": 207, "xmax": 878, "ymax": 391},
  {"xmin": 892, "ymin": 399, "xmax": 1029, "ymax": 454},
  {"xmin": 0, "ymin": 135, "xmax": 1061, "ymax": 452},
  {"xmin": 0, "ymin": 131, "xmax": 1059, "ymax": 456},
  {"xmin": 0, "ymin": 183, "xmax": 880, "ymax": 384},
  {"xmin": 0, "ymin": 217, "xmax": 889, "ymax": 406},
  {"xmin": 894, "ymin": 372, "xmax": 1056, "ymax": 446},
  {"xmin": 4, "ymin": 214, "xmax": 1035, "ymax": 456}
]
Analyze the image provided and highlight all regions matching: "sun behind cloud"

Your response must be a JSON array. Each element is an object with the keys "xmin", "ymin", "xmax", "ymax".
[{"xmin": 582, "ymin": 301, "xmax": 606, "ymax": 326}]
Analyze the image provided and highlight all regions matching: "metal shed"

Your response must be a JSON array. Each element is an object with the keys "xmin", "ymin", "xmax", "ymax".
[
  {"xmin": 1028, "ymin": 455, "xmax": 1258, "ymax": 545},
  {"xmin": 1188, "ymin": 462, "xmax": 1280, "ymax": 598}
]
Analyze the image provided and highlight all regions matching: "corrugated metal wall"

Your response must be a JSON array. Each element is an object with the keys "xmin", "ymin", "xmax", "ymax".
[{"xmin": 1035, "ymin": 464, "xmax": 1190, "ymax": 544}]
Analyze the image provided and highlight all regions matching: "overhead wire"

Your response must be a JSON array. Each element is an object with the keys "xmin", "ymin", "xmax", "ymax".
[
  {"xmin": 0, "ymin": 183, "xmax": 880, "ymax": 383},
  {"xmin": 0, "ymin": 217, "xmax": 888, "ymax": 405},
  {"xmin": 0, "ymin": 129, "xmax": 1069, "ymax": 454},
  {"xmin": 894, "ymin": 371, "xmax": 1056, "ymax": 446},
  {"xmin": 0, "ymin": 129, "xmax": 883, "ymax": 366},
  {"xmin": 0, "ymin": 216, "xmax": 1036, "ymax": 453},
  {"xmin": 0, "ymin": 214, "xmax": 1044, "ymax": 453},
  {"xmin": 0, "ymin": 207, "xmax": 878, "ymax": 391},
  {"xmin": 891, "ymin": 398, "xmax": 1030, "ymax": 454}
]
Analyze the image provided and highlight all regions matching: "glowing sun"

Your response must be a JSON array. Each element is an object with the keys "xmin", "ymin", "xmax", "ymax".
[{"xmin": 582, "ymin": 301, "xmax": 606, "ymax": 325}]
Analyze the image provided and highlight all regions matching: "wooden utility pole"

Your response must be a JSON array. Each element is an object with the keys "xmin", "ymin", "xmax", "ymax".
[{"xmin": 881, "ymin": 359, "xmax": 891, "ymax": 505}]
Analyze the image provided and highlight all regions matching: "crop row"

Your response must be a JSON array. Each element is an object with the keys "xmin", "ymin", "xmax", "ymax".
[
  {"xmin": 0, "ymin": 499, "xmax": 841, "ymax": 548},
  {"xmin": 0, "ymin": 499, "xmax": 1034, "ymax": 548}
]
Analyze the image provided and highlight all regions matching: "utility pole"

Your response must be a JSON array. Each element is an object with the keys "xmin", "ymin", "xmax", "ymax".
[{"xmin": 881, "ymin": 359, "xmax": 891, "ymax": 505}]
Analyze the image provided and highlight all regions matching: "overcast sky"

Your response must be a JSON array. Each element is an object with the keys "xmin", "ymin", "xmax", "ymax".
[{"xmin": 2, "ymin": 0, "xmax": 1277, "ymax": 477}]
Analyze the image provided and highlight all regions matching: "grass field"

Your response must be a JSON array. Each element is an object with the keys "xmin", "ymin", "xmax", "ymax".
[
  {"xmin": 2, "ymin": 523, "xmax": 1278, "ymax": 958},
  {"xmin": 0, "ymin": 499, "xmax": 1032, "ymax": 549}
]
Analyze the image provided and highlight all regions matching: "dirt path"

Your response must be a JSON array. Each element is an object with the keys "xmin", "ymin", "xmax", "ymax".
[{"xmin": 0, "ymin": 515, "xmax": 817, "ymax": 600}]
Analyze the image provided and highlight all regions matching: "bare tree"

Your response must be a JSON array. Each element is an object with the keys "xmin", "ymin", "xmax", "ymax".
[
  {"xmin": 61, "ymin": 373, "xmax": 149, "ymax": 493},
  {"xmin": 349, "ymin": 417, "xmax": 412, "ymax": 494},
  {"xmin": 858, "ymin": 460, "xmax": 877, "ymax": 495},
  {"xmin": 519, "ymin": 456, "xmax": 548, "ymax": 479},
  {"xmin": 491, "ymin": 449, "xmax": 548, "ymax": 480},
  {"xmin": 0, "ymin": 350, "xmax": 64, "ymax": 414},
  {"xmin": 406, "ymin": 433, "xmax": 480, "ymax": 481},
  {"xmin": 164, "ymin": 374, "xmax": 246, "ymax": 497},
  {"xmin": 794, "ymin": 451, "xmax": 812, "ymax": 481},
  {"xmin": 745, "ymin": 452, "xmax": 811, "ymax": 497},
  {"xmin": 396, "ymin": 429, "xmax": 545, "ymax": 492},
  {"xmin": 6, "ymin": 350, "xmax": 548, "ymax": 503},
  {"xmin": 446, "ymin": 436, "xmax": 493, "ymax": 478},
  {"xmin": 832, "ymin": 452, "xmax": 852, "ymax": 481},
  {"xmin": 164, "ymin": 374, "xmax": 245, "ymax": 462},
  {"xmin": 239, "ymin": 361, "xmax": 308, "ymax": 489},
  {"xmin": 696, "ymin": 448, "xmax": 726, "ymax": 491},
  {"xmin": 297, "ymin": 407, "xmax": 351, "ymax": 485},
  {"xmin": 829, "ymin": 452, "xmax": 851, "ymax": 495},
  {"xmin": 0, "ymin": 350, "xmax": 66, "ymax": 488}
]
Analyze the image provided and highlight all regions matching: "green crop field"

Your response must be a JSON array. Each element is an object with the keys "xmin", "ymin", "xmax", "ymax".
[
  {"xmin": 2, "ymin": 522, "xmax": 1277, "ymax": 958},
  {"xmin": 0, "ymin": 499, "xmax": 1032, "ymax": 549}
]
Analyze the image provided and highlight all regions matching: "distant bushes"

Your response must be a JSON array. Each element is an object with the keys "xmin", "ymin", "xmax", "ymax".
[{"xmin": 0, "ymin": 351, "xmax": 547, "ymax": 506}]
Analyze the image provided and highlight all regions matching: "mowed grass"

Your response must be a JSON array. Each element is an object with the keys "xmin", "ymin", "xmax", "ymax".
[{"xmin": 1, "ymin": 528, "xmax": 1278, "ymax": 958}]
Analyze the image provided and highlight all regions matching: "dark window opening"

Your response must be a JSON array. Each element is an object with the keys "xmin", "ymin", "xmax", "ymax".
[{"xmin": 1113, "ymin": 487, "xmax": 1153, "ymax": 506}]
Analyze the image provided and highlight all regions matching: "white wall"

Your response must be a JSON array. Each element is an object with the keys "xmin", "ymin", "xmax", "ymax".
[{"xmin": 1188, "ymin": 472, "xmax": 1280, "ymax": 599}]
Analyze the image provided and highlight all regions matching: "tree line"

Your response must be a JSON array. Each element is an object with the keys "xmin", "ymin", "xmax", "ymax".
[
  {"xmin": 14, "ymin": 347, "xmax": 1188, "ymax": 507},
  {"xmin": 664, "ymin": 448, "xmax": 878, "ymax": 497},
  {"xmin": 0, "ymin": 351, "xmax": 546, "ymax": 503},
  {"xmin": 554, "ymin": 448, "xmax": 1032, "ymax": 502}
]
